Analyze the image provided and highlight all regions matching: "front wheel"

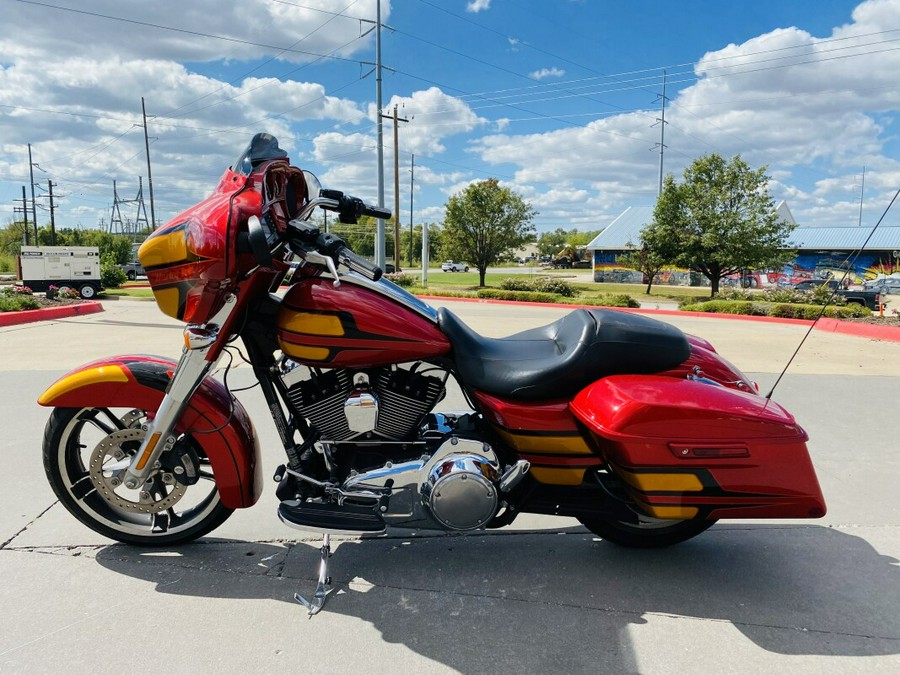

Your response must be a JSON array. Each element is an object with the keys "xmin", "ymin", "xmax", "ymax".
[
  {"xmin": 578, "ymin": 514, "xmax": 716, "ymax": 548},
  {"xmin": 43, "ymin": 407, "xmax": 233, "ymax": 545},
  {"xmin": 78, "ymin": 283, "xmax": 97, "ymax": 299}
]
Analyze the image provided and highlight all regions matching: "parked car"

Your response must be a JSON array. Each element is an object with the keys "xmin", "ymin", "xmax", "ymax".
[
  {"xmin": 441, "ymin": 260, "xmax": 469, "ymax": 272},
  {"xmin": 863, "ymin": 277, "xmax": 900, "ymax": 295},
  {"xmin": 119, "ymin": 260, "xmax": 145, "ymax": 280}
]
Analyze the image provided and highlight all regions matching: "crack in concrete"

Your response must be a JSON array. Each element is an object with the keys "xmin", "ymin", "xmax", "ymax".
[{"xmin": 0, "ymin": 501, "xmax": 58, "ymax": 550}]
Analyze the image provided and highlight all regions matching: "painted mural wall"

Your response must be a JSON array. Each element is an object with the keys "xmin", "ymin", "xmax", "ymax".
[{"xmin": 592, "ymin": 250, "xmax": 900, "ymax": 286}]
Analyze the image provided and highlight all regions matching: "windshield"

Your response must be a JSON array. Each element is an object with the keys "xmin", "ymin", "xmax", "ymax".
[{"xmin": 231, "ymin": 133, "xmax": 288, "ymax": 175}]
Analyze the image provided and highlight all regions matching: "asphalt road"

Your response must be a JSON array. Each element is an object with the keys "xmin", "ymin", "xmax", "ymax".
[{"xmin": 1, "ymin": 298, "xmax": 898, "ymax": 674}]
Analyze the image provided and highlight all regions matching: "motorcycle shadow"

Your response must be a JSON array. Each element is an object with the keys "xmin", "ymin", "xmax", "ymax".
[{"xmin": 94, "ymin": 523, "xmax": 899, "ymax": 670}]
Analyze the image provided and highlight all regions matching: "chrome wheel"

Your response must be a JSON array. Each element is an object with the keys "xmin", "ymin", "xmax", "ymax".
[{"xmin": 43, "ymin": 407, "xmax": 233, "ymax": 545}]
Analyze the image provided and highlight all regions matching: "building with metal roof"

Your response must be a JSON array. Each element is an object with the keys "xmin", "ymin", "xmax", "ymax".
[{"xmin": 586, "ymin": 202, "xmax": 900, "ymax": 285}]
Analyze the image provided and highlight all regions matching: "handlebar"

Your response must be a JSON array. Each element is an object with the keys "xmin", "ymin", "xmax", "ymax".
[{"xmin": 283, "ymin": 189, "xmax": 391, "ymax": 281}]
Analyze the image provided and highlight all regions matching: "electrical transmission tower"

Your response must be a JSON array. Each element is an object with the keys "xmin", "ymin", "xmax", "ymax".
[{"xmin": 108, "ymin": 178, "xmax": 150, "ymax": 239}]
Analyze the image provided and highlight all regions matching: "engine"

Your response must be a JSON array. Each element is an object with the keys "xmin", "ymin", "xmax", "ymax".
[
  {"xmin": 279, "ymin": 361, "xmax": 530, "ymax": 532},
  {"xmin": 282, "ymin": 362, "xmax": 446, "ymax": 443}
]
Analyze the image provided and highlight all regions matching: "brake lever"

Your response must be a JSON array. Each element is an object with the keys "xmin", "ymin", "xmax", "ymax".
[{"xmin": 304, "ymin": 251, "xmax": 341, "ymax": 287}]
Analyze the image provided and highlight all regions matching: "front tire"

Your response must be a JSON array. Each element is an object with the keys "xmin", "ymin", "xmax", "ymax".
[
  {"xmin": 78, "ymin": 283, "xmax": 97, "ymax": 299},
  {"xmin": 578, "ymin": 514, "xmax": 716, "ymax": 548},
  {"xmin": 43, "ymin": 407, "xmax": 233, "ymax": 545}
]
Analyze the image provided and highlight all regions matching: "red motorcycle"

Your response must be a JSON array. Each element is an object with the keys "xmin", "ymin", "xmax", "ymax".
[{"xmin": 38, "ymin": 134, "xmax": 825, "ymax": 614}]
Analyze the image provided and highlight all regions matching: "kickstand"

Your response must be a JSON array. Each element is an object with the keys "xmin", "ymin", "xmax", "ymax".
[{"xmin": 294, "ymin": 533, "xmax": 333, "ymax": 617}]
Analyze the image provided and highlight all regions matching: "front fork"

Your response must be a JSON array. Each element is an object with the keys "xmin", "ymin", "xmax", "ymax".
[{"xmin": 122, "ymin": 295, "xmax": 237, "ymax": 490}]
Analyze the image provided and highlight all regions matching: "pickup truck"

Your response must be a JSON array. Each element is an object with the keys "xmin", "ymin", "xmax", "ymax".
[
  {"xmin": 792, "ymin": 279, "xmax": 886, "ymax": 311},
  {"xmin": 119, "ymin": 260, "xmax": 145, "ymax": 280},
  {"xmin": 441, "ymin": 260, "xmax": 469, "ymax": 272}
]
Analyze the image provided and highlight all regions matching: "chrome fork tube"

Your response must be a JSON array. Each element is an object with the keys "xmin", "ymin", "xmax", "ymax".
[{"xmin": 122, "ymin": 295, "xmax": 237, "ymax": 489}]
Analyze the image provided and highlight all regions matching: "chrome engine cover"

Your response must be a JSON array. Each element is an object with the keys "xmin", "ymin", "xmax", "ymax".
[
  {"xmin": 342, "ymin": 436, "xmax": 501, "ymax": 531},
  {"xmin": 421, "ymin": 450, "xmax": 499, "ymax": 530}
]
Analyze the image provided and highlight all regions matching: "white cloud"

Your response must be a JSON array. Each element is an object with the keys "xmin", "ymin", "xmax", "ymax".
[
  {"xmin": 530, "ymin": 67, "xmax": 566, "ymax": 81},
  {"xmin": 467, "ymin": 0, "xmax": 492, "ymax": 13}
]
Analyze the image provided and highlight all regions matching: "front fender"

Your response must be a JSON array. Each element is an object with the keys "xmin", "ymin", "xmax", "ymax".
[{"xmin": 39, "ymin": 355, "xmax": 263, "ymax": 509}]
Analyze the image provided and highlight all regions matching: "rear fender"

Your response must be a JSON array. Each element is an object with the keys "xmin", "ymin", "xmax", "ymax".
[{"xmin": 38, "ymin": 355, "xmax": 262, "ymax": 509}]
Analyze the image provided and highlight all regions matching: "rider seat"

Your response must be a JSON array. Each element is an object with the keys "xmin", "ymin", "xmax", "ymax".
[{"xmin": 437, "ymin": 307, "xmax": 691, "ymax": 400}]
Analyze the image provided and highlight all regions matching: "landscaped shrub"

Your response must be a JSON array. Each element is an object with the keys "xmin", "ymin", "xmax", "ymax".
[
  {"xmin": 0, "ymin": 295, "xmax": 40, "ymax": 311},
  {"xmin": 384, "ymin": 272, "xmax": 418, "ymax": 287},
  {"xmin": 577, "ymin": 294, "xmax": 640, "ymax": 308},
  {"xmin": 683, "ymin": 300, "xmax": 870, "ymax": 320},
  {"xmin": 498, "ymin": 276, "xmax": 579, "ymax": 297},
  {"xmin": 476, "ymin": 289, "xmax": 558, "ymax": 303},
  {"xmin": 100, "ymin": 261, "xmax": 127, "ymax": 289}
]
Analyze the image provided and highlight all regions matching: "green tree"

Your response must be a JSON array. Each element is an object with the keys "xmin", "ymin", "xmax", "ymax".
[
  {"xmin": 536, "ymin": 228, "xmax": 568, "ymax": 256},
  {"xmin": 535, "ymin": 227, "xmax": 602, "ymax": 257},
  {"xmin": 617, "ymin": 240, "xmax": 669, "ymax": 294},
  {"xmin": 442, "ymin": 179, "xmax": 537, "ymax": 286},
  {"xmin": 646, "ymin": 154, "xmax": 794, "ymax": 296}
]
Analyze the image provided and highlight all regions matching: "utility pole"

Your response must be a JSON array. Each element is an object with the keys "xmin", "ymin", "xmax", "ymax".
[
  {"xmin": 28, "ymin": 144, "xmax": 38, "ymax": 244},
  {"xmin": 374, "ymin": 0, "xmax": 386, "ymax": 268},
  {"xmin": 15, "ymin": 187, "xmax": 30, "ymax": 246},
  {"xmin": 380, "ymin": 104, "xmax": 409, "ymax": 270},
  {"xmin": 48, "ymin": 180, "xmax": 58, "ymax": 246},
  {"xmin": 654, "ymin": 70, "xmax": 668, "ymax": 197},
  {"xmin": 409, "ymin": 154, "xmax": 415, "ymax": 266},
  {"xmin": 142, "ymin": 97, "xmax": 157, "ymax": 229}
]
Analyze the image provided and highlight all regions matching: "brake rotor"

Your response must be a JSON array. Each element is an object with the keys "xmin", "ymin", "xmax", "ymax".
[{"xmin": 88, "ymin": 428, "xmax": 186, "ymax": 514}]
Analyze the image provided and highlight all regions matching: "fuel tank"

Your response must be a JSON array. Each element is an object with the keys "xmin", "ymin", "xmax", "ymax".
[{"xmin": 276, "ymin": 276, "xmax": 451, "ymax": 368}]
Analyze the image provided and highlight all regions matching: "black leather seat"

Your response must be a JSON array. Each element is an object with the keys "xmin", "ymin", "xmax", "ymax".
[{"xmin": 437, "ymin": 307, "xmax": 691, "ymax": 400}]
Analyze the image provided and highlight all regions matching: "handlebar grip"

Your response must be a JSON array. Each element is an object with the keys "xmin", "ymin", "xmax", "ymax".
[
  {"xmin": 363, "ymin": 204, "xmax": 392, "ymax": 220},
  {"xmin": 336, "ymin": 246, "xmax": 383, "ymax": 282}
]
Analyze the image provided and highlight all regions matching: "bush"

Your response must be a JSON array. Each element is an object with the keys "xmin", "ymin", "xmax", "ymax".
[
  {"xmin": 498, "ymin": 276, "xmax": 579, "ymax": 297},
  {"xmin": 100, "ymin": 262, "xmax": 127, "ymax": 289},
  {"xmin": 0, "ymin": 254, "xmax": 15, "ymax": 274},
  {"xmin": 384, "ymin": 272, "xmax": 418, "ymax": 287},
  {"xmin": 0, "ymin": 284, "xmax": 33, "ymax": 297},
  {"xmin": 476, "ymin": 289, "xmax": 559, "ymax": 303},
  {"xmin": 714, "ymin": 287, "xmax": 754, "ymax": 302},
  {"xmin": 0, "ymin": 295, "xmax": 40, "ymax": 311},
  {"xmin": 681, "ymin": 300, "xmax": 769, "ymax": 316},
  {"xmin": 682, "ymin": 299, "xmax": 870, "ymax": 320}
]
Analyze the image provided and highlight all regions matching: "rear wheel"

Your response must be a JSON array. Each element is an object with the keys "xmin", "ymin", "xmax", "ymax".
[
  {"xmin": 78, "ymin": 283, "xmax": 97, "ymax": 299},
  {"xmin": 578, "ymin": 513, "xmax": 716, "ymax": 548},
  {"xmin": 43, "ymin": 407, "xmax": 233, "ymax": 545}
]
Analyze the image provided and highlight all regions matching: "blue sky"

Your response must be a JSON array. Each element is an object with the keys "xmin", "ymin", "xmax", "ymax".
[{"xmin": 2, "ymin": 0, "xmax": 900, "ymax": 237}]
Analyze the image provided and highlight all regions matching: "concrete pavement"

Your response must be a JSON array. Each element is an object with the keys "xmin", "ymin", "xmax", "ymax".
[{"xmin": 1, "ymin": 298, "xmax": 898, "ymax": 673}]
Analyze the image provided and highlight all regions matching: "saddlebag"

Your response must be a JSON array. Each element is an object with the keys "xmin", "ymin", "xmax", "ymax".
[{"xmin": 570, "ymin": 375, "xmax": 826, "ymax": 520}]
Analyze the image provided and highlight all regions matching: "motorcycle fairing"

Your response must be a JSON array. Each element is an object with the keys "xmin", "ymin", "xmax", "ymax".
[
  {"xmin": 38, "ymin": 355, "xmax": 262, "ymax": 509},
  {"xmin": 472, "ymin": 391, "xmax": 603, "ymax": 486},
  {"xmin": 570, "ymin": 375, "xmax": 826, "ymax": 520}
]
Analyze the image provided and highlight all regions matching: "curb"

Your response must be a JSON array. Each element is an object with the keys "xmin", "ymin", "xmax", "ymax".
[{"xmin": 0, "ymin": 301, "xmax": 104, "ymax": 327}]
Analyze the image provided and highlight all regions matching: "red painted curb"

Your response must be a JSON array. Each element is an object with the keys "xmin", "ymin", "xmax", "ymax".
[
  {"xmin": 813, "ymin": 317, "xmax": 900, "ymax": 342},
  {"xmin": 0, "ymin": 301, "xmax": 104, "ymax": 327}
]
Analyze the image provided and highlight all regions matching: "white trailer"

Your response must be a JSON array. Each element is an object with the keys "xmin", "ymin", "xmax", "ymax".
[{"xmin": 17, "ymin": 246, "xmax": 102, "ymax": 299}]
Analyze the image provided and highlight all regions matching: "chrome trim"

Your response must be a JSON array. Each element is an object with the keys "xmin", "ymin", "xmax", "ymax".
[{"xmin": 122, "ymin": 294, "xmax": 237, "ymax": 489}]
